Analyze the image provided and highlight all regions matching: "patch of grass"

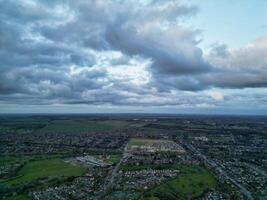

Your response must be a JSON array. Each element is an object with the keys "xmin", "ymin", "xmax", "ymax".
[
  {"xmin": 3, "ymin": 159, "xmax": 86, "ymax": 185},
  {"xmin": 140, "ymin": 165, "xmax": 216, "ymax": 200}
]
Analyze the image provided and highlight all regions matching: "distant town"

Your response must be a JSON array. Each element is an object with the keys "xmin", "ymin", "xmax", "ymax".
[{"xmin": 0, "ymin": 114, "xmax": 266, "ymax": 200}]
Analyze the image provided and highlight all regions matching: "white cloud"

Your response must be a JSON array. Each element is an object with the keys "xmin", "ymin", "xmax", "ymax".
[
  {"xmin": 206, "ymin": 91, "xmax": 224, "ymax": 101},
  {"xmin": 0, "ymin": 0, "xmax": 267, "ymax": 114}
]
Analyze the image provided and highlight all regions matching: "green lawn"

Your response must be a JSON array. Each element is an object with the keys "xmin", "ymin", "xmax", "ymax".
[
  {"xmin": 3, "ymin": 159, "xmax": 86, "ymax": 185},
  {"xmin": 140, "ymin": 164, "xmax": 216, "ymax": 200}
]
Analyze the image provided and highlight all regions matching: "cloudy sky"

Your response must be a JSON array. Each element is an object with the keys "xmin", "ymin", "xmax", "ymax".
[{"xmin": 1, "ymin": 0, "xmax": 267, "ymax": 115}]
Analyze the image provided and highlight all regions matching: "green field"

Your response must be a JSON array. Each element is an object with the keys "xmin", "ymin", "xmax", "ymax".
[
  {"xmin": 140, "ymin": 164, "xmax": 216, "ymax": 200},
  {"xmin": 37, "ymin": 120, "xmax": 130, "ymax": 133},
  {"xmin": 0, "ymin": 118, "xmax": 133, "ymax": 134},
  {"xmin": 0, "ymin": 155, "xmax": 69, "ymax": 169},
  {"xmin": 0, "ymin": 118, "xmax": 49, "ymax": 134},
  {"xmin": 3, "ymin": 159, "xmax": 86, "ymax": 185}
]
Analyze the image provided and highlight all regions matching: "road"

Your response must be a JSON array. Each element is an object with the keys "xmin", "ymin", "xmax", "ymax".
[{"xmin": 96, "ymin": 145, "xmax": 128, "ymax": 200}]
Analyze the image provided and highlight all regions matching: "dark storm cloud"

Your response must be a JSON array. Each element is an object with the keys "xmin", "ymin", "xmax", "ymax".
[
  {"xmin": 1, "ymin": 0, "xmax": 267, "ymax": 108},
  {"xmin": 105, "ymin": 23, "xmax": 211, "ymax": 75}
]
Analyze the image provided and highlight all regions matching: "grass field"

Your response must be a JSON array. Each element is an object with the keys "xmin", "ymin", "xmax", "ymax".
[
  {"xmin": 3, "ymin": 159, "xmax": 86, "ymax": 185},
  {"xmin": 0, "ymin": 155, "xmax": 68, "ymax": 169},
  {"xmin": 0, "ymin": 118, "xmax": 49, "ymax": 134},
  {"xmin": 140, "ymin": 164, "xmax": 216, "ymax": 200},
  {"xmin": 0, "ymin": 118, "xmax": 133, "ymax": 135},
  {"xmin": 37, "ymin": 120, "xmax": 130, "ymax": 133}
]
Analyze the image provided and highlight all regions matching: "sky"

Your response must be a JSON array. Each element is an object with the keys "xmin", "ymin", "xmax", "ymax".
[{"xmin": 0, "ymin": 0, "xmax": 267, "ymax": 115}]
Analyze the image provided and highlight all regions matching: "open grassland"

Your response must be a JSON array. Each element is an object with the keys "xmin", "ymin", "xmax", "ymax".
[
  {"xmin": 0, "ymin": 118, "xmax": 134, "ymax": 134},
  {"xmin": 140, "ymin": 164, "xmax": 216, "ymax": 200},
  {"xmin": 3, "ymin": 159, "xmax": 86, "ymax": 185},
  {"xmin": 0, "ymin": 154, "xmax": 69, "ymax": 169},
  {"xmin": 0, "ymin": 121, "xmax": 48, "ymax": 134},
  {"xmin": 37, "ymin": 120, "xmax": 131, "ymax": 134}
]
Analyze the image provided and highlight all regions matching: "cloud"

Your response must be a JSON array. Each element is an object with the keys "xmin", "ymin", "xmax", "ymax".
[
  {"xmin": 206, "ymin": 91, "xmax": 224, "ymax": 101},
  {"xmin": 204, "ymin": 36, "xmax": 267, "ymax": 89},
  {"xmin": 0, "ymin": 0, "xmax": 267, "ymax": 112}
]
